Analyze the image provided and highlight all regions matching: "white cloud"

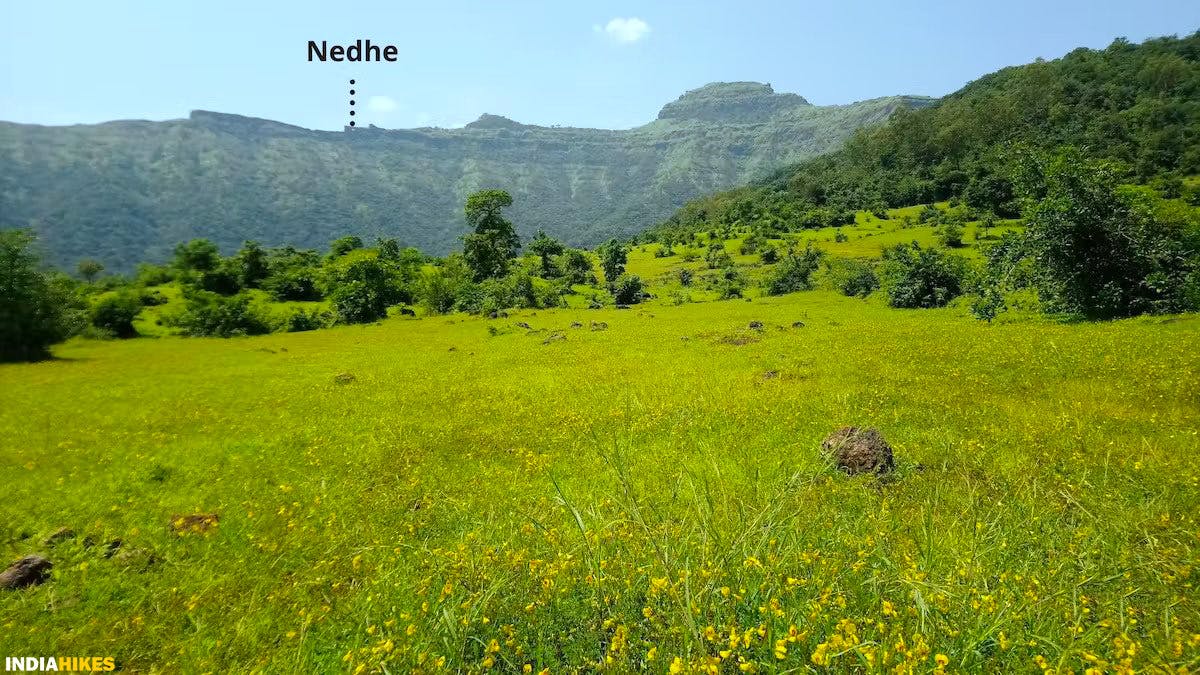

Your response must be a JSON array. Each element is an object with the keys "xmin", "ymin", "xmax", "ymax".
[
  {"xmin": 366, "ymin": 95, "xmax": 399, "ymax": 113},
  {"xmin": 596, "ymin": 17, "xmax": 650, "ymax": 44}
]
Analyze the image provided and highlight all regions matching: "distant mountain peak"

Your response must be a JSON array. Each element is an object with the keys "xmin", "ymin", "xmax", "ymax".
[
  {"xmin": 657, "ymin": 81, "xmax": 811, "ymax": 123},
  {"xmin": 464, "ymin": 113, "xmax": 527, "ymax": 130}
]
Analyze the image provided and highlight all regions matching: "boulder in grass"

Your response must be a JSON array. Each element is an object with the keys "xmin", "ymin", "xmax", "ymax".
[
  {"xmin": 0, "ymin": 555, "xmax": 52, "ymax": 590},
  {"xmin": 333, "ymin": 372, "xmax": 356, "ymax": 385},
  {"xmin": 821, "ymin": 427, "xmax": 895, "ymax": 476}
]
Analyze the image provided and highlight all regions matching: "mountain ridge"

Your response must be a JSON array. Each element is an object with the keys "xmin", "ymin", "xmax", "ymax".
[{"xmin": 0, "ymin": 83, "xmax": 935, "ymax": 269}]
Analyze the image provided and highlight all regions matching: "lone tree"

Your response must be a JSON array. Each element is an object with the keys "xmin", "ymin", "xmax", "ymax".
[
  {"xmin": 462, "ymin": 189, "xmax": 520, "ymax": 281},
  {"xmin": 527, "ymin": 230, "xmax": 565, "ymax": 277},
  {"xmin": 173, "ymin": 239, "xmax": 221, "ymax": 273},
  {"xmin": 235, "ymin": 240, "xmax": 269, "ymax": 289},
  {"xmin": 328, "ymin": 258, "xmax": 399, "ymax": 324},
  {"xmin": 597, "ymin": 239, "xmax": 628, "ymax": 283},
  {"xmin": 1, "ymin": 230, "xmax": 75, "ymax": 361},
  {"xmin": 77, "ymin": 259, "xmax": 104, "ymax": 283}
]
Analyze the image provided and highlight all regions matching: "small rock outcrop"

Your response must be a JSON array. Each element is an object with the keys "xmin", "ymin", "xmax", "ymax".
[
  {"xmin": 1, "ymin": 555, "xmax": 52, "ymax": 590},
  {"xmin": 333, "ymin": 372, "xmax": 356, "ymax": 385},
  {"xmin": 821, "ymin": 427, "xmax": 895, "ymax": 476}
]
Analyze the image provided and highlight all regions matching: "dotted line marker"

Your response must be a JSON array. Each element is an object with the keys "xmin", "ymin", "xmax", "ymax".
[{"xmin": 349, "ymin": 79, "xmax": 356, "ymax": 127}]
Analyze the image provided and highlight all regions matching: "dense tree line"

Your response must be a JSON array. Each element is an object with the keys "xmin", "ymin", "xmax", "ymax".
[{"xmin": 0, "ymin": 190, "xmax": 624, "ymax": 359}]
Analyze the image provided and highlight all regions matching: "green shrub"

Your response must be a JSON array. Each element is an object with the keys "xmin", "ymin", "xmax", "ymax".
[
  {"xmin": 176, "ymin": 292, "xmax": 272, "ymax": 337},
  {"xmin": 420, "ymin": 256, "xmax": 473, "ymax": 315},
  {"xmin": 197, "ymin": 259, "xmax": 243, "ymax": 295},
  {"xmin": 264, "ymin": 268, "xmax": 323, "ymax": 301},
  {"xmin": 715, "ymin": 266, "xmax": 748, "ymax": 299},
  {"xmin": 90, "ymin": 293, "xmax": 141, "ymax": 338},
  {"xmin": 879, "ymin": 243, "xmax": 968, "ymax": 308},
  {"xmin": 556, "ymin": 249, "xmax": 597, "ymax": 285},
  {"xmin": 937, "ymin": 221, "xmax": 965, "ymax": 248},
  {"xmin": 739, "ymin": 232, "xmax": 767, "ymax": 255},
  {"xmin": 705, "ymin": 243, "xmax": 733, "ymax": 269},
  {"xmin": 328, "ymin": 259, "xmax": 400, "ymax": 324},
  {"xmin": 823, "ymin": 258, "xmax": 879, "ymax": 297},
  {"xmin": 970, "ymin": 287, "xmax": 1007, "ymax": 323},
  {"xmin": 134, "ymin": 263, "xmax": 175, "ymax": 287},
  {"xmin": 611, "ymin": 275, "xmax": 647, "ymax": 305},
  {"xmin": 331, "ymin": 281, "xmax": 388, "ymax": 324},
  {"xmin": 285, "ymin": 308, "xmax": 333, "ymax": 332},
  {"xmin": 765, "ymin": 243, "xmax": 824, "ymax": 296}
]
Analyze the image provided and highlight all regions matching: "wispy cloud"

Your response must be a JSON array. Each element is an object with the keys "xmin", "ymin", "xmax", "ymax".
[
  {"xmin": 366, "ymin": 95, "xmax": 399, "ymax": 113},
  {"xmin": 595, "ymin": 17, "xmax": 650, "ymax": 44}
]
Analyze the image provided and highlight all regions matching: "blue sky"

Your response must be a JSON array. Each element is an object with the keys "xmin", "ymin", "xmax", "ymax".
[{"xmin": 1, "ymin": 1, "xmax": 1196, "ymax": 130}]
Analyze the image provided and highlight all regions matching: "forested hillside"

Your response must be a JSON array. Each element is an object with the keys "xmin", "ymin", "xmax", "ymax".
[
  {"xmin": 648, "ymin": 33, "xmax": 1200, "ymax": 241},
  {"xmin": 0, "ymin": 83, "xmax": 931, "ymax": 270}
]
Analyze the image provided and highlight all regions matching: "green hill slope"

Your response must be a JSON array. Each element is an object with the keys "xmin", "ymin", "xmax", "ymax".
[
  {"xmin": 648, "ymin": 33, "xmax": 1200, "ymax": 241},
  {"xmin": 0, "ymin": 83, "xmax": 932, "ymax": 270}
]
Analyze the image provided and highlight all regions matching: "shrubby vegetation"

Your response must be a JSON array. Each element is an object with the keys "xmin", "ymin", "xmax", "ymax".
[
  {"xmin": 611, "ymin": 275, "xmax": 648, "ymax": 305},
  {"xmin": 1, "ymin": 230, "xmax": 82, "ymax": 361},
  {"xmin": 879, "ymin": 243, "xmax": 968, "ymax": 309},
  {"xmin": 174, "ymin": 292, "xmax": 272, "ymax": 338},
  {"xmin": 89, "ymin": 292, "xmax": 142, "ymax": 339},
  {"xmin": 645, "ymin": 33, "xmax": 1200, "ymax": 322},
  {"xmin": 765, "ymin": 244, "xmax": 824, "ymax": 296},
  {"xmin": 1010, "ymin": 149, "xmax": 1200, "ymax": 318},
  {"xmin": 820, "ymin": 257, "xmax": 879, "ymax": 297}
]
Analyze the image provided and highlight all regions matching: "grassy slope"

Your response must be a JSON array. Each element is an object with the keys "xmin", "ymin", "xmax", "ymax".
[
  {"xmin": 2, "ymin": 292, "xmax": 1198, "ymax": 672},
  {"xmin": 624, "ymin": 202, "xmax": 1024, "ymax": 306}
]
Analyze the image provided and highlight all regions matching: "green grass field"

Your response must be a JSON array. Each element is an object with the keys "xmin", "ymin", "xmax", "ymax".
[{"xmin": 2, "ymin": 291, "xmax": 1198, "ymax": 673}]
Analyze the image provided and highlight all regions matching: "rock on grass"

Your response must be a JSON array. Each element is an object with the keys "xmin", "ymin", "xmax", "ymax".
[
  {"xmin": 822, "ymin": 427, "xmax": 895, "ymax": 476},
  {"xmin": 1, "ymin": 555, "xmax": 52, "ymax": 590}
]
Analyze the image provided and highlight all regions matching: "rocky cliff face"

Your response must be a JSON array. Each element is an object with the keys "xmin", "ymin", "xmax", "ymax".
[
  {"xmin": 656, "ymin": 82, "xmax": 811, "ymax": 123},
  {"xmin": 0, "ymin": 83, "xmax": 934, "ymax": 269}
]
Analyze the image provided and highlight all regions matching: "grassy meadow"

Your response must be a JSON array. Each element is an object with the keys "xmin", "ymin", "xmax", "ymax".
[{"xmin": 2, "ymin": 289, "xmax": 1199, "ymax": 673}]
